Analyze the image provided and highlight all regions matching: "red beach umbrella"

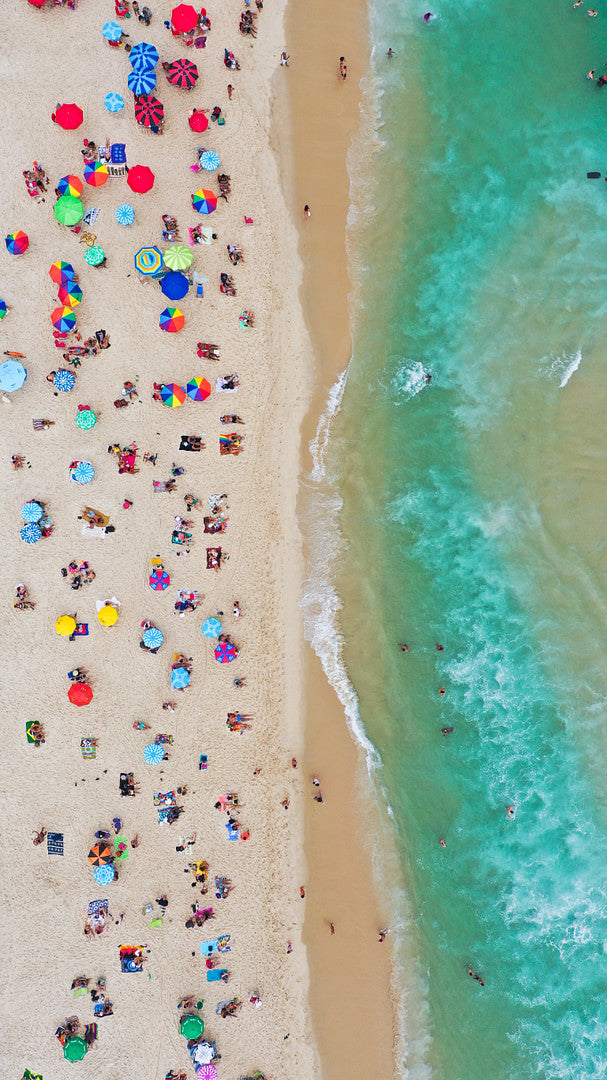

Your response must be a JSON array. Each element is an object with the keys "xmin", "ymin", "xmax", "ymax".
[
  {"xmin": 68, "ymin": 682, "xmax": 93, "ymax": 706},
  {"xmin": 171, "ymin": 3, "xmax": 198, "ymax": 31},
  {"xmin": 54, "ymin": 103, "xmax": 84, "ymax": 130},
  {"xmin": 127, "ymin": 165, "xmax": 155, "ymax": 193},
  {"xmin": 134, "ymin": 95, "xmax": 165, "ymax": 129},
  {"xmin": 28, "ymin": 0, "xmax": 49, "ymax": 7},
  {"xmin": 166, "ymin": 58, "xmax": 199, "ymax": 89},
  {"xmin": 188, "ymin": 110, "xmax": 208, "ymax": 133}
]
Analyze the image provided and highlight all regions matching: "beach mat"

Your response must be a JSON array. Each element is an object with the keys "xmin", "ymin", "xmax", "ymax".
[{"xmin": 47, "ymin": 832, "xmax": 63, "ymax": 855}]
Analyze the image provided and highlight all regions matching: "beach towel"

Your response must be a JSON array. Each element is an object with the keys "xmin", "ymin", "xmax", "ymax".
[
  {"xmin": 200, "ymin": 939, "xmax": 219, "ymax": 956},
  {"xmin": 84, "ymin": 1023, "xmax": 97, "ymax": 1044},
  {"xmin": 154, "ymin": 790, "xmax": 175, "ymax": 807},
  {"xmin": 47, "ymin": 832, "xmax": 64, "ymax": 855},
  {"xmin": 74, "ymin": 623, "xmax": 89, "ymax": 635},
  {"xmin": 206, "ymin": 969, "xmax": 227, "ymax": 982},
  {"xmin": 80, "ymin": 738, "xmax": 96, "ymax": 759},
  {"xmin": 114, "ymin": 835, "xmax": 129, "ymax": 860},
  {"xmin": 88, "ymin": 899, "xmax": 108, "ymax": 915},
  {"xmin": 22, "ymin": 1072, "xmax": 42, "ymax": 1080},
  {"xmin": 226, "ymin": 822, "xmax": 239, "ymax": 840},
  {"xmin": 73, "ymin": 987, "xmax": 88, "ymax": 998},
  {"xmin": 111, "ymin": 143, "xmax": 126, "ymax": 164},
  {"xmin": 83, "ymin": 208, "xmax": 99, "ymax": 226},
  {"xmin": 119, "ymin": 946, "xmax": 145, "ymax": 972},
  {"xmin": 215, "ymin": 377, "xmax": 238, "ymax": 393},
  {"xmin": 26, "ymin": 721, "xmax": 44, "ymax": 744},
  {"xmin": 155, "ymin": 734, "xmax": 174, "ymax": 744}
]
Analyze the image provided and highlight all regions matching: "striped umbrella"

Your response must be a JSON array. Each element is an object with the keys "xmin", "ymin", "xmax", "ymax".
[
  {"xmin": 129, "ymin": 41, "xmax": 159, "ymax": 70},
  {"xmin": 5, "ymin": 231, "xmax": 29, "ymax": 254},
  {"xmin": 84, "ymin": 161, "xmax": 109, "ymax": 187},
  {"xmin": 134, "ymin": 246, "xmax": 163, "ymax": 275},
  {"xmin": 58, "ymin": 281, "xmax": 83, "ymax": 307},
  {"xmin": 104, "ymin": 91, "xmax": 125, "ymax": 113},
  {"xmin": 196, "ymin": 1066, "xmax": 218, "ymax": 1080},
  {"xmin": 93, "ymin": 864, "xmax": 115, "ymax": 885},
  {"xmin": 51, "ymin": 305, "xmax": 77, "ymax": 332},
  {"xmin": 88, "ymin": 842, "xmax": 113, "ymax": 866},
  {"xmin": 201, "ymin": 617, "xmax": 222, "ymax": 638},
  {"xmin": 129, "ymin": 68, "xmax": 157, "ymax": 96},
  {"xmin": 70, "ymin": 460, "xmax": 95, "ymax": 484},
  {"xmin": 53, "ymin": 369, "xmax": 76, "ymax": 392},
  {"xmin": 21, "ymin": 501, "xmax": 43, "ymax": 522},
  {"xmin": 75, "ymin": 408, "xmax": 97, "ymax": 430},
  {"xmin": 161, "ymin": 271, "xmax": 189, "ymax": 301},
  {"xmin": 49, "ymin": 260, "xmax": 76, "ymax": 284},
  {"xmin": 84, "ymin": 246, "xmax": 105, "ymax": 266},
  {"xmin": 0, "ymin": 300, "xmax": 6, "ymax": 320},
  {"xmin": 186, "ymin": 377, "xmax": 211, "ymax": 402},
  {"xmin": 57, "ymin": 174, "xmax": 83, "ymax": 198},
  {"xmin": 159, "ymin": 307, "xmax": 185, "ymax": 333},
  {"xmin": 142, "ymin": 626, "xmax": 164, "ymax": 648},
  {"xmin": 143, "ymin": 742, "xmax": 165, "ymax": 764},
  {"xmin": 171, "ymin": 666, "xmax": 190, "ymax": 689},
  {"xmin": 20, "ymin": 523, "xmax": 42, "ymax": 544},
  {"xmin": 102, "ymin": 20, "xmax": 123, "ymax": 40},
  {"xmin": 54, "ymin": 196, "xmax": 84, "ymax": 226},
  {"xmin": 199, "ymin": 150, "xmax": 220, "ymax": 172},
  {"xmin": 164, "ymin": 244, "xmax": 193, "ymax": 270},
  {"xmin": 134, "ymin": 94, "xmax": 164, "ymax": 128},
  {"xmin": 149, "ymin": 569, "xmax": 170, "ymax": 591},
  {"xmin": 160, "ymin": 382, "xmax": 186, "ymax": 407},
  {"xmin": 166, "ymin": 58, "xmax": 199, "ymax": 89},
  {"xmin": 115, "ymin": 203, "xmax": 135, "ymax": 226},
  {"xmin": 214, "ymin": 641, "xmax": 237, "ymax": 663},
  {"xmin": 191, "ymin": 190, "xmax": 217, "ymax": 215}
]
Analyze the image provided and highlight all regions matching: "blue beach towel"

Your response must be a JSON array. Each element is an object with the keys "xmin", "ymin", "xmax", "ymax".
[
  {"xmin": 206, "ymin": 969, "xmax": 228, "ymax": 981},
  {"xmin": 47, "ymin": 832, "xmax": 64, "ymax": 855}
]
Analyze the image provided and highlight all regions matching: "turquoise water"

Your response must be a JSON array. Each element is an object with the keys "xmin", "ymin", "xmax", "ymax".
[{"xmin": 308, "ymin": 2, "xmax": 607, "ymax": 1077}]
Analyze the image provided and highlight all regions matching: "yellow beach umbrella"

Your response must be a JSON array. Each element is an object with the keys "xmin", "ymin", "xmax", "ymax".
[
  {"xmin": 98, "ymin": 604, "xmax": 118, "ymax": 627},
  {"xmin": 55, "ymin": 615, "xmax": 76, "ymax": 637}
]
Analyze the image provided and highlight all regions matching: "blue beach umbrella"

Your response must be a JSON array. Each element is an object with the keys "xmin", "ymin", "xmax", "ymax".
[
  {"xmin": 21, "ymin": 501, "xmax": 43, "ymax": 523},
  {"xmin": 199, "ymin": 150, "xmax": 220, "ymax": 172},
  {"xmin": 128, "ymin": 68, "xmax": 157, "ymax": 95},
  {"xmin": 102, "ymin": 21, "xmax": 123, "ymax": 41},
  {"xmin": 0, "ymin": 359, "xmax": 26, "ymax": 392},
  {"xmin": 70, "ymin": 461, "xmax": 95, "ymax": 484},
  {"xmin": 94, "ymin": 863, "xmax": 116, "ymax": 885},
  {"xmin": 53, "ymin": 369, "xmax": 76, "ymax": 392},
  {"xmin": 201, "ymin": 617, "xmax": 222, "ymax": 639},
  {"xmin": 160, "ymin": 271, "xmax": 189, "ymax": 301},
  {"xmin": 104, "ymin": 91, "xmax": 124, "ymax": 113},
  {"xmin": 20, "ymin": 523, "xmax": 42, "ymax": 544},
  {"xmin": 115, "ymin": 203, "xmax": 135, "ymax": 226},
  {"xmin": 129, "ymin": 41, "xmax": 159, "ymax": 71},
  {"xmin": 142, "ymin": 626, "xmax": 164, "ymax": 649},
  {"xmin": 171, "ymin": 666, "xmax": 190, "ymax": 689},
  {"xmin": 143, "ymin": 742, "xmax": 165, "ymax": 765}
]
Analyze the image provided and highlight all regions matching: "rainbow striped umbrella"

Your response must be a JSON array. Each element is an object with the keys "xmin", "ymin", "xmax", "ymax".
[
  {"xmin": 191, "ymin": 190, "xmax": 217, "ymax": 215},
  {"xmin": 160, "ymin": 382, "xmax": 186, "ymax": 407},
  {"xmin": 49, "ymin": 260, "xmax": 76, "ymax": 284},
  {"xmin": 0, "ymin": 300, "xmax": 7, "ymax": 320},
  {"xmin": 57, "ymin": 174, "xmax": 83, "ymax": 198},
  {"xmin": 135, "ymin": 246, "xmax": 163, "ymax": 276},
  {"xmin": 5, "ymin": 231, "xmax": 29, "ymax": 254},
  {"xmin": 164, "ymin": 243, "xmax": 193, "ymax": 270},
  {"xmin": 186, "ymin": 377, "xmax": 211, "ymax": 402},
  {"xmin": 58, "ymin": 281, "xmax": 83, "ymax": 307},
  {"xmin": 84, "ymin": 161, "xmax": 109, "ymax": 187},
  {"xmin": 51, "ymin": 305, "xmax": 77, "ymax": 332},
  {"xmin": 54, "ymin": 196, "xmax": 84, "ymax": 226},
  {"xmin": 84, "ymin": 246, "xmax": 105, "ymax": 266},
  {"xmin": 159, "ymin": 307, "xmax": 185, "ymax": 333}
]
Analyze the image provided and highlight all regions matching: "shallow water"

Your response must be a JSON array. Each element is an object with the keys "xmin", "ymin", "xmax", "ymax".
[{"xmin": 304, "ymin": 1, "xmax": 607, "ymax": 1076}]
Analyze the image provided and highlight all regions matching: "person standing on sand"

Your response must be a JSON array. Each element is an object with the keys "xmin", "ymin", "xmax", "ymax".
[
  {"xmin": 378, "ymin": 928, "xmax": 389, "ymax": 942},
  {"xmin": 280, "ymin": 50, "xmax": 290, "ymax": 66},
  {"xmin": 303, "ymin": 204, "xmax": 311, "ymax": 218},
  {"xmin": 339, "ymin": 56, "xmax": 347, "ymax": 79}
]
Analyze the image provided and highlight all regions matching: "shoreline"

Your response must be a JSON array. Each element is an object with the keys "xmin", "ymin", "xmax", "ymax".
[{"xmin": 274, "ymin": 0, "xmax": 400, "ymax": 1074}]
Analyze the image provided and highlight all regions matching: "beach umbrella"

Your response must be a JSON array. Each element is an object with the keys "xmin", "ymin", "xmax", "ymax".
[
  {"xmin": 75, "ymin": 408, "xmax": 97, "ymax": 430},
  {"xmin": 84, "ymin": 246, "xmax": 106, "ymax": 266},
  {"xmin": 180, "ymin": 1014, "xmax": 204, "ymax": 1039},
  {"xmin": 105, "ymin": 91, "xmax": 124, "ymax": 113},
  {"xmin": 160, "ymin": 382, "xmax": 186, "ymax": 407},
  {"xmin": 51, "ymin": 305, "xmax": 77, "ymax": 332},
  {"xmin": 20, "ymin": 523, "xmax": 42, "ymax": 544},
  {"xmin": 171, "ymin": 3, "xmax": 198, "ymax": 31},
  {"xmin": 143, "ymin": 742, "xmax": 165, "ymax": 765},
  {"xmin": 28, "ymin": 0, "xmax": 48, "ymax": 6},
  {"xmin": 55, "ymin": 615, "xmax": 76, "ymax": 636},
  {"xmin": 102, "ymin": 20, "xmax": 123, "ymax": 40},
  {"xmin": 160, "ymin": 307, "xmax": 185, "ymax": 333},
  {"xmin": 63, "ymin": 1037, "xmax": 88, "ymax": 1063},
  {"xmin": 161, "ymin": 271, "xmax": 189, "ymax": 301},
  {"xmin": 215, "ymin": 641, "xmax": 237, "ymax": 663},
  {"xmin": 171, "ymin": 666, "xmax": 190, "ymax": 689},
  {"xmin": 134, "ymin": 94, "xmax": 164, "ymax": 128},
  {"xmin": 201, "ymin": 617, "xmax": 222, "ymax": 638},
  {"xmin": 55, "ymin": 103, "xmax": 84, "ymax": 130},
  {"xmin": 68, "ymin": 682, "xmax": 93, "ymax": 706},
  {"xmin": 98, "ymin": 604, "xmax": 118, "ymax": 627},
  {"xmin": 197, "ymin": 1066, "xmax": 217, "ymax": 1080},
  {"xmin": 191, "ymin": 190, "xmax": 217, "ymax": 215},
  {"xmin": 188, "ymin": 110, "xmax": 208, "ymax": 133},
  {"xmin": 0, "ymin": 360, "xmax": 26, "ymax": 391},
  {"xmin": 149, "ymin": 569, "xmax": 170, "ymax": 591},
  {"xmin": 5, "ymin": 231, "xmax": 29, "ymax": 254},
  {"xmin": 57, "ymin": 174, "xmax": 83, "ymax": 198},
  {"xmin": 186, "ymin": 377, "xmax": 211, "ymax": 402},
  {"xmin": 134, "ymin": 246, "xmax": 163, "ymax": 276},
  {"xmin": 21, "ymin": 501, "xmax": 43, "ymax": 522},
  {"xmin": 49, "ymin": 260, "xmax": 76, "ymax": 284},
  {"xmin": 70, "ymin": 461, "xmax": 95, "ymax": 484},
  {"xmin": 127, "ymin": 164, "xmax": 155, "ymax": 193},
  {"xmin": 115, "ymin": 203, "xmax": 135, "ymax": 226},
  {"xmin": 53, "ymin": 369, "xmax": 76, "ymax": 392},
  {"xmin": 199, "ymin": 150, "xmax": 220, "ymax": 172},
  {"xmin": 142, "ymin": 626, "xmax": 164, "ymax": 648},
  {"xmin": 84, "ymin": 161, "xmax": 109, "ymax": 187},
  {"xmin": 129, "ymin": 68, "xmax": 157, "ymax": 96},
  {"xmin": 88, "ymin": 842, "xmax": 113, "ymax": 865},
  {"xmin": 58, "ymin": 281, "xmax": 83, "ymax": 307},
  {"xmin": 93, "ymin": 863, "xmax": 115, "ymax": 885},
  {"xmin": 54, "ymin": 195, "xmax": 84, "ymax": 226},
  {"xmin": 129, "ymin": 41, "xmax": 160, "ymax": 71},
  {"xmin": 0, "ymin": 299, "xmax": 7, "ymax": 320},
  {"xmin": 164, "ymin": 243, "xmax": 193, "ymax": 270},
  {"xmin": 167, "ymin": 58, "xmax": 199, "ymax": 89}
]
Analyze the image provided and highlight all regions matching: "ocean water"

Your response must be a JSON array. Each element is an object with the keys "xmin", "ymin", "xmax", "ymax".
[{"xmin": 302, "ymin": 2, "xmax": 607, "ymax": 1077}]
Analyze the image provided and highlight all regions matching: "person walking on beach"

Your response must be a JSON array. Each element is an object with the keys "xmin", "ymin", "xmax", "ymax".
[
  {"xmin": 280, "ymin": 50, "xmax": 290, "ymax": 66},
  {"xmin": 339, "ymin": 56, "xmax": 347, "ymax": 79},
  {"xmin": 378, "ymin": 928, "xmax": 389, "ymax": 942},
  {"xmin": 303, "ymin": 204, "xmax": 311, "ymax": 218}
]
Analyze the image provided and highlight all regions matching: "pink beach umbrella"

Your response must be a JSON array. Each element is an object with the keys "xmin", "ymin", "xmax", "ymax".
[{"xmin": 197, "ymin": 1066, "xmax": 218, "ymax": 1080}]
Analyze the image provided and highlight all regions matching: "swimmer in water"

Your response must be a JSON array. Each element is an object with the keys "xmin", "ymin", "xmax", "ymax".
[
  {"xmin": 386, "ymin": 48, "xmax": 395, "ymax": 59},
  {"xmin": 573, "ymin": 0, "xmax": 583, "ymax": 6},
  {"xmin": 398, "ymin": 643, "xmax": 409, "ymax": 652},
  {"xmin": 467, "ymin": 965, "xmax": 485, "ymax": 986},
  {"xmin": 587, "ymin": 69, "xmax": 596, "ymax": 79},
  {"xmin": 439, "ymin": 837, "xmax": 446, "ymax": 848},
  {"xmin": 507, "ymin": 804, "xmax": 516, "ymax": 819},
  {"xmin": 441, "ymin": 726, "xmax": 454, "ymax": 736},
  {"xmin": 438, "ymin": 687, "xmax": 446, "ymax": 696},
  {"xmin": 436, "ymin": 642, "xmax": 444, "ymax": 651}
]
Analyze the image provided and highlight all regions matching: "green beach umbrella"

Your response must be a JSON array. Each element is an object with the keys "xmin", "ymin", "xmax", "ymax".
[
  {"xmin": 63, "ymin": 1037, "xmax": 87, "ymax": 1062},
  {"xmin": 75, "ymin": 408, "xmax": 97, "ymax": 430},
  {"xmin": 164, "ymin": 243, "xmax": 193, "ymax": 270},
  {"xmin": 84, "ymin": 246, "xmax": 105, "ymax": 266},
  {"xmin": 180, "ymin": 1014, "xmax": 204, "ymax": 1039},
  {"xmin": 54, "ymin": 195, "xmax": 84, "ymax": 227}
]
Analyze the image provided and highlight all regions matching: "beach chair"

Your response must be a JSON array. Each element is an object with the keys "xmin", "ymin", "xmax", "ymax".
[{"xmin": 109, "ymin": 144, "xmax": 127, "ymax": 177}]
